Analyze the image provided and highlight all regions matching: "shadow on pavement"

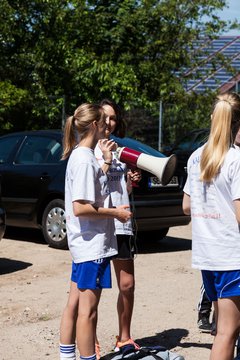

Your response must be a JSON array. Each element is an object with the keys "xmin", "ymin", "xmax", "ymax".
[
  {"xmin": 3, "ymin": 228, "xmax": 191, "ymax": 254},
  {"xmin": 136, "ymin": 329, "xmax": 211, "ymax": 350},
  {"xmin": 4, "ymin": 227, "xmax": 46, "ymax": 245},
  {"xmin": 0, "ymin": 258, "xmax": 32, "ymax": 275},
  {"xmin": 136, "ymin": 328, "xmax": 189, "ymax": 349},
  {"xmin": 136, "ymin": 234, "xmax": 191, "ymax": 254}
]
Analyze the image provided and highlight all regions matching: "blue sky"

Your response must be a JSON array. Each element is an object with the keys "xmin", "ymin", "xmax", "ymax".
[{"xmin": 217, "ymin": 0, "xmax": 240, "ymax": 35}]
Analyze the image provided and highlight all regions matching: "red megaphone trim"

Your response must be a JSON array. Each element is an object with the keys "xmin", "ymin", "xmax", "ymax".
[{"xmin": 117, "ymin": 147, "xmax": 141, "ymax": 169}]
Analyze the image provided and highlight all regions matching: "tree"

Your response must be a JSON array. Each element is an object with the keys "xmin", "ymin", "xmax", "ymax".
[{"xmin": 0, "ymin": 0, "xmax": 238, "ymax": 139}]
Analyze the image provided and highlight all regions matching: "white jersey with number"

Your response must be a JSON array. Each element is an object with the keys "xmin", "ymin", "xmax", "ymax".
[
  {"xmin": 65, "ymin": 146, "xmax": 118, "ymax": 263},
  {"xmin": 184, "ymin": 145, "xmax": 240, "ymax": 270},
  {"xmin": 95, "ymin": 144, "xmax": 133, "ymax": 235}
]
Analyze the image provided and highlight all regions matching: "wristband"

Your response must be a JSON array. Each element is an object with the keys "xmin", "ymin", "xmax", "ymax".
[{"xmin": 104, "ymin": 161, "xmax": 112, "ymax": 165}]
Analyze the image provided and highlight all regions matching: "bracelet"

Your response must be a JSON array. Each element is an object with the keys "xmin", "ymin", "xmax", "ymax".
[{"xmin": 104, "ymin": 161, "xmax": 112, "ymax": 165}]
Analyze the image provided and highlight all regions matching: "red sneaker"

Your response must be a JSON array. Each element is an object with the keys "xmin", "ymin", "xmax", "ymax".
[{"xmin": 114, "ymin": 336, "xmax": 140, "ymax": 352}]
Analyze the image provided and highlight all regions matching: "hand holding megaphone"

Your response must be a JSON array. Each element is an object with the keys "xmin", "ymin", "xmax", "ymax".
[
  {"xmin": 115, "ymin": 146, "xmax": 177, "ymax": 186},
  {"xmin": 127, "ymin": 168, "xmax": 142, "ymax": 188}
]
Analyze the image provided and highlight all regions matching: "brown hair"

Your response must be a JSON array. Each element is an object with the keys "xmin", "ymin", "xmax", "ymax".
[
  {"xmin": 100, "ymin": 99, "xmax": 126, "ymax": 138},
  {"xmin": 62, "ymin": 103, "xmax": 105, "ymax": 160},
  {"xmin": 200, "ymin": 92, "xmax": 240, "ymax": 182}
]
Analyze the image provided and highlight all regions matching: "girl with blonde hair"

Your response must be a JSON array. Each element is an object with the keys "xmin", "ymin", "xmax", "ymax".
[
  {"xmin": 59, "ymin": 103, "xmax": 132, "ymax": 360},
  {"xmin": 182, "ymin": 92, "xmax": 240, "ymax": 360}
]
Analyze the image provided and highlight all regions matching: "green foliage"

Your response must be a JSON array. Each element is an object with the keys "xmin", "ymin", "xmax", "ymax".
[
  {"xmin": 0, "ymin": 81, "xmax": 29, "ymax": 130},
  {"xmin": 161, "ymin": 91, "xmax": 216, "ymax": 146},
  {"xmin": 0, "ymin": 0, "xmax": 237, "ymax": 141}
]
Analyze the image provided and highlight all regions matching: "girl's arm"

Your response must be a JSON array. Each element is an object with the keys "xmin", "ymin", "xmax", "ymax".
[
  {"xmin": 73, "ymin": 201, "xmax": 132, "ymax": 223},
  {"xmin": 98, "ymin": 139, "xmax": 116, "ymax": 173},
  {"xmin": 234, "ymin": 199, "xmax": 240, "ymax": 224},
  {"xmin": 182, "ymin": 193, "xmax": 191, "ymax": 215}
]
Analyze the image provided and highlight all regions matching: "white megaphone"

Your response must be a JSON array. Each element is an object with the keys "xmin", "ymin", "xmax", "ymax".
[{"xmin": 116, "ymin": 146, "xmax": 177, "ymax": 186}]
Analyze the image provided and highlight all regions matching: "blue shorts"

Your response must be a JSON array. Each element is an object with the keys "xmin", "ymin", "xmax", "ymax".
[
  {"xmin": 71, "ymin": 258, "xmax": 112, "ymax": 290},
  {"xmin": 202, "ymin": 270, "xmax": 240, "ymax": 301}
]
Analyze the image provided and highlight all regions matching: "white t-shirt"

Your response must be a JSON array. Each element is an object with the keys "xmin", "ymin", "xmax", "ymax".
[
  {"xmin": 184, "ymin": 145, "xmax": 240, "ymax": 270},
  {"xmin": 95, "ymin": 144, "xmax": 133, "ymax": 235},
  {"xmin": 65, "ymin": 146, "xmax": 118, "ymax": 263}
]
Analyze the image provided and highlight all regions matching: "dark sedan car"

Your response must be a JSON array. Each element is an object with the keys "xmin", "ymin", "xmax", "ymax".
[
  {"xmin": 0, "ymin": 182, "xmax": 6, "ymax": 241},
  {"xmin": 0, "ymin": 130, "xmax": 190, "ymax": 249},
  {"xmin": 166, "ymin": 128, "xmax": 209, "ymax": 184}
]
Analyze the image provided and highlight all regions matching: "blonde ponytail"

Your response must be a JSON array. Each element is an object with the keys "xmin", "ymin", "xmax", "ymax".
[
  {"xmin": 200, "ymin": 92, "xmax": 240, "ymax": 182},
  {"xmin": 62, "ymin": 103, "xmax": 105, "ymax": 160},
  {"xmin": 62, "ymin": 115, "xmax": 77, "ymax": 160}
]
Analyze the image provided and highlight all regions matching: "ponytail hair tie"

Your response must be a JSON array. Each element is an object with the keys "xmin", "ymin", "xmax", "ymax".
[
  {"xmin": 72, "ymin": 115, "xmax": 76, "ymax": 128},
  {"xmin": 222, "ymin": 99, "xmax": 231, "ymax": 106}
]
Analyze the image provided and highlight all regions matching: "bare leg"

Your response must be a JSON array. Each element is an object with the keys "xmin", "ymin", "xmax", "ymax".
[
  {"xmin": 77, "ymin": 289, "xmax": 102, "ymax": 356},
  {"xmin": 60, "ymin": 281, "xmax": 79, "ymax": 344},
  {"xmin": 113, "ymin": 259, "xmax": 135, "ymax": 342},
  {"xmin": 210, "ymin": 297, "xmax": 240, "ymax": 360}
]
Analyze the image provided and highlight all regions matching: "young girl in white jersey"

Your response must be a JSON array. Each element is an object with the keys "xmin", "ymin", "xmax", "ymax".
[
  {"xmin": 95, "ymin": 99, "xmax": 141, "ymax": 352},
  {"xmin": 183, "ymin": 92, "xmax": 240, "ymax": 360},
  {"xmin": 59, "ymin": 103, "xmax": 132, "ymax": 360}
]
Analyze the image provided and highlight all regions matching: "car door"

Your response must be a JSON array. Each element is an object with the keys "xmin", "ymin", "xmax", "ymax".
[
  {"xmin": 0, "ymin": 134, "xmax": 25, "ymax": 222},
  {"xmin": 1, "ymin": 134, "xmax": 64, "ymax": 227}
]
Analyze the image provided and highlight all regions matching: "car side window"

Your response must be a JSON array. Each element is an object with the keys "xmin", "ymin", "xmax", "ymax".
[
  {"xmin": 176, "ymin": 134, "xmax": 194, "ymax": 151},
  {"xmin": 15, "ymin": 136, "xmax": 63, "ymax": 165},
  {"xmin": 0, "ymin": 136, "xmax": 21, "ymax": 164},
  {"xmin": 48, "ymin": 142, "xmax": 62, "ymax": 162},
  {"xmin": 191, "ymin": 131, "xmax": 209, "ymax": 151}
]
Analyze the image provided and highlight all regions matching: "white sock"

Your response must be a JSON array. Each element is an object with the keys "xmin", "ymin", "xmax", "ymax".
[{"xmin": 60, "ymin": 343, "xmax": 76, "ymax": 359}]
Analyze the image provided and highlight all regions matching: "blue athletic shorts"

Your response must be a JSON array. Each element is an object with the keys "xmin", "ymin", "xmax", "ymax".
[
  {"xmin": 202, "ymin": 269, "xmax": 240, "ymax": 301},
  {"xmin": 71, "ymin": 258, "xmax": 111, "ymax": 290}
]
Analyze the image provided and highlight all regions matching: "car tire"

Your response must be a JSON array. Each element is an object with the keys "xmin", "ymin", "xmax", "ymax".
[{"xmin": 42, "ymin": 199, "xmax": 68, "ymax": 249}]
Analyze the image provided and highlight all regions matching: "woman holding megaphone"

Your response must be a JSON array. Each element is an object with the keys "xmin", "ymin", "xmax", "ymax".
[{"xmin": 95, "ymin": 99, "xmax": 141, "ymax": 355}]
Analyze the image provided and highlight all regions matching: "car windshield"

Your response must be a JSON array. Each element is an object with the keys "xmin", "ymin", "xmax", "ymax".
[
  {"xmin": 191, "ymin": 131, "xmax": 209, "ymax": 151},
  {"xmin": 111, "ymin": 135, "xmax": 165, "ymax": 158},
  {"xmin": 175, "ymin": 130, "xmax": 209, "ymax": 152},
  {"xmin": 175, "ymin": 134, "xmax": 194, "ymax": 151}
]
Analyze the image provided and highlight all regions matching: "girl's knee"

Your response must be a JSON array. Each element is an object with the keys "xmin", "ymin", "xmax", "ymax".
[
  {"xmin": 78, "ymin": 308, "xmax": 98, "ymax": 322},
  {"xmin": 216, "ymin": 327, "xmax": 239, "ymax": 342},
  {"xmin": 119, "ymin": 281, "xmax": 135, "ymax": 294}
]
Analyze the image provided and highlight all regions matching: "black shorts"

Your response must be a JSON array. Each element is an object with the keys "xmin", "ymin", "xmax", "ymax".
[{"xmin": 113, "ymin": 234, "xmax": 136, "ymax": 260}]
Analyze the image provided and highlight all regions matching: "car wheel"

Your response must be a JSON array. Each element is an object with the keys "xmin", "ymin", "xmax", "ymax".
[{"xmin": 42, "ymin": 199, "xmax": 67, "ymax": 249}]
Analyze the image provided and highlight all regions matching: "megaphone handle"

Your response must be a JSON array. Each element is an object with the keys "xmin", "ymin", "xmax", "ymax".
[{"xmin": 128, "ymin": 167, "xmax": 140, "ymax": 188}]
